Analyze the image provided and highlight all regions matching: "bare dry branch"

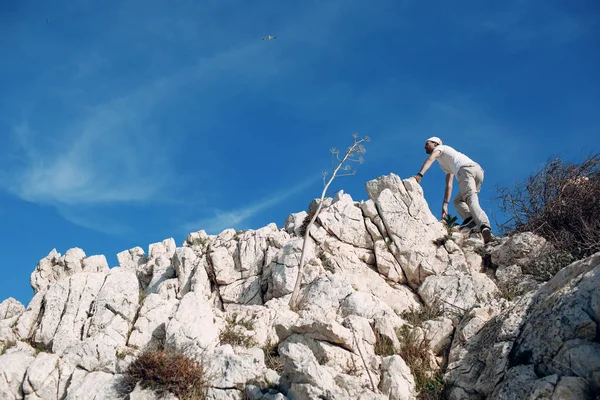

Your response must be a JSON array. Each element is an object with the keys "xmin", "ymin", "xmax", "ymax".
[
  {"xmin": 495, "ymin": 153, "xmax": 600, "ymax": 261},
  {"xmin": 289, "ymin": 134, "xmax": 369, "ymax": 309}
]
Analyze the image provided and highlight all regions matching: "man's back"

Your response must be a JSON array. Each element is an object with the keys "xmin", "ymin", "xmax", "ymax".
[{"xmin": 435, "ymin": 145, "xmax": 476, "ymax": 175}]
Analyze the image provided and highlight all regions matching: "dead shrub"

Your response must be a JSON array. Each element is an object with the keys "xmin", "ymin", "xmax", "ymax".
[
  {"xmin": 119, "ymin": 348, "xmax": 208, "ymax": 399},
  {"xmin": 495, "ymin": 153, "xmax": 600, "ymax": 261},
  {"xmin": 262, "ymin": 340, "xmax": 284, "ymax": 373}
]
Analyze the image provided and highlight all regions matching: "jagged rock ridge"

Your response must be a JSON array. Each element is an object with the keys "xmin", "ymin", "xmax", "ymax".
[{"xmin": 0, "ymin": 173, "xmax": 598, "ymax": 400}]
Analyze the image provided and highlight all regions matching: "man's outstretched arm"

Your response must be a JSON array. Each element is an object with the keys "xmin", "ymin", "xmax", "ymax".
[{"xmin": 413, "ymin": 150, "xmax": 441, "ymax": 183}]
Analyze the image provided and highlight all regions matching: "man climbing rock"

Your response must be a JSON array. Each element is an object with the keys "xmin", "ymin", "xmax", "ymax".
[{"xmin": 412, "ymin": 137, "xmax": 493, "ymax": 244}]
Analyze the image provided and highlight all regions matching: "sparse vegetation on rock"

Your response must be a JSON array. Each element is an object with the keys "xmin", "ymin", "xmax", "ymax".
[
  {"xmin": 496, "ymin": 153, "xmax": 600, "ymax": 263},
  {"xmin": 119, "ymin": 348, "xmax": 208, "ymax": 400}
]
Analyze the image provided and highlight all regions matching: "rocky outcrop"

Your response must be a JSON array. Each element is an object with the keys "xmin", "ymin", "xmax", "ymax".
[
  {"xmin": 1, "ymin": 173, "xmax": 598, "ymax": 399},
  {"xmin": 446, "ymin": 251, "xmax": 600, "ymax": 400}
]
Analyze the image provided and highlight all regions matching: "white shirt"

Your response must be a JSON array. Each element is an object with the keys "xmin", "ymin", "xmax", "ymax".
[{"xmin": 434, "ymin": 145, "xmax": 477, "ymax": 175}]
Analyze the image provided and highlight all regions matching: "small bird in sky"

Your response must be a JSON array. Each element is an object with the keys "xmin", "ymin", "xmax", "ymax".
[
  {"xmin": 262, "ymin": 35, "xmax": 277, "ymax": 41},
  {"xmin": 46, "ymin": 18, "xmax": 50, "ymax": 24}
]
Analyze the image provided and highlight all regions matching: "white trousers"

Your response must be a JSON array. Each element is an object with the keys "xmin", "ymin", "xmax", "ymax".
[{"xmin": 453, "ymin": 164, "xmax": 490, "ymax": 228}]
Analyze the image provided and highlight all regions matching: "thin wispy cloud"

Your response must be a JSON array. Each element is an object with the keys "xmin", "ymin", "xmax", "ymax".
[
  {"xmin": 183, "ymin": 176, "xmax": 318, "ymax": 235},
  {"xmin": 57, "ymin": 205, "xmax": 135, "ymax": 237},
  {"xmin": 0, "ymin": 35, "xmax": 284, "ymax": 208}
]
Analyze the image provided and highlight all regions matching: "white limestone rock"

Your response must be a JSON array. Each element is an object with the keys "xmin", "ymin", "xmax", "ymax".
[
  {"xmin": 0, "ymin": 320, "xmax": 17, "ymax": 351},
  {"xmin": 47, "ymin": 272, "xmax": 106, "ymax": 354},
  {"xmin": 223, "ymin": 304, "xmax": 298, "ymax": 348},
  {"xmin": 220, "ymin": 276, "xmax": 262, "ymax": 305},
  {"xmin": 269, "ymin": 237, "xmax": 315, "ymax": 299},
  {"xmin": 128, "ymin": 381, "xmax": 177, "ymax": 399},
  {"xmin": 446, "ymin": 252, "xmax": 600, "ymax": 399},
  {"xmin": 210, "ymin": 232, "xmax": 240, "ymax": 285},
  {"xmin": 418, "ymin": 272, "xmax": 499, "ymax": 313},
  {"xmin": 30, "ymin": 248, "xmax": 108, "ymax": 294},
  {"xmin": 365, "ymin": 174, "xmax": 448, "ymax": 286},
  {"xmin": 321, "ymin": 238, "xmax": 420, "ymax": 314},
  {"xmin": 339, "ymin": 291, "xmax": 403, "ymax": 326},
  {"xmin": 85, "ymin": 268, "xmax": 139, "ymax": 347},
  {"xmin": 294, "ymin": 274, "xmax": 354, "ymax": 321},
  {"xmin": 283, "ymin": 211, "xmax": 308, "ymax": 236},
  {"xmin": 82, "ymin": 255, "xmax": 109, "ymax": 273},
  {"xmin": 165, "ymin": 292, "xmax": 219, "ymax": 352},
  {"xmin": 184, "ymin": 229, "xmax": 213, "ymax": 249},
  {"xmin": 21, "ymin": 352, "xmax": 76, "ymax": 400},
  {"xmin": 421, "ymin": 318, "xmax": 454, "ymax": 355},
  {"xmin": 61, "ymin": 337, "xmax": 120, "ymax": 373},
  {"xmin": 128, "ymin": 293, "xmax": 178, "ymax": 350},
  {"xmin": 317, "ymin": 192, "xmax": 373, "ymax": 249},
  {"xmin": 0, "ymin": 298, "xmax": 25, "ymax": 320},
  {"xmin": 0, "ymin": 351, "xmax": 35, "ymax": 400},
  {"xmin": 116, "ymin": 246, "xmax": 148, "ymax": 274},
  {"xmin": 145, "ymin": 238, "xmax": 177, "ymax": 293},
  {"xmin": 278, "ymin": 341, "xmax": 340, "ymax": 397},
  {"xmin": 489, "ymin": 232, "xmax": 549, "ymax": 268},
  {"xmin": 379, "ymin": 355, "xmax": 416, "ymax": 400},
  {"xmin": 237, "ymin": 224, "xmax": 288, "ymax": 280},
  {"xmin": 63, "ymin": 370, "xmax": 122, "ymax": 400},
  {"xmin": 204, "ymin": 346, "xmax": 266, "ymax": 389},
  {"xmin": 173, "ymin": 246, "xmax": 205, "ymax": 299}
]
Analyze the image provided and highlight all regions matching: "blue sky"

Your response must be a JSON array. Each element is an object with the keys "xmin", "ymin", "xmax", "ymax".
[{"xmin": 1, "ymin": 0, "xmax": 598, "ymax": 305}]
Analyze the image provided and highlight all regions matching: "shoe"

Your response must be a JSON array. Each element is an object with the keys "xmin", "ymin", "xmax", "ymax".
[
  {"xmin": 460, "ymin": 217, "xmax": 476, "ymax": 230},
  {"xmin": 481, "ymin": 225, "xmax": 492, "ymax": 244}
]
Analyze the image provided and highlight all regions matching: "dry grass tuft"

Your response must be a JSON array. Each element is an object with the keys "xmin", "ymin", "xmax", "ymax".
[
  {"xmin": 218, "ymin": 316, "xmax": 258, "ymax": 348},
  {"xmin": 373, "ymin": 330, "xmax": 396, "ymax": 357},
  {"xmin": 262, "ymin": 340, "xmax": 284, "ymax": 373},
  {"xmin": 396, "ymin": 326, "xmax": 446, "ymax": 400}
]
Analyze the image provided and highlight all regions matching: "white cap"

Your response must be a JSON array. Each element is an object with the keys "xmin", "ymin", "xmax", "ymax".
[{"xmin": 426, "ymin": 136, "xmax": 442, "ymax": 145}]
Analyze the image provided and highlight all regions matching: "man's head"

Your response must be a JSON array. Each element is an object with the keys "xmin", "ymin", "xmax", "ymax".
[{"xmin": 424, "ymin": 136, "xmax": 442, "ymax": 154}]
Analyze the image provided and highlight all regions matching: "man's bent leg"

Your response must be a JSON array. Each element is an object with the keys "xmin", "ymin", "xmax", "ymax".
[
  {"xmin": 453, "ymin": 192, "xmax": 471, "ymax": 220},
  {"xmin": 457, "ymin": 166, "xmax": 490, "ymax": 228}
]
